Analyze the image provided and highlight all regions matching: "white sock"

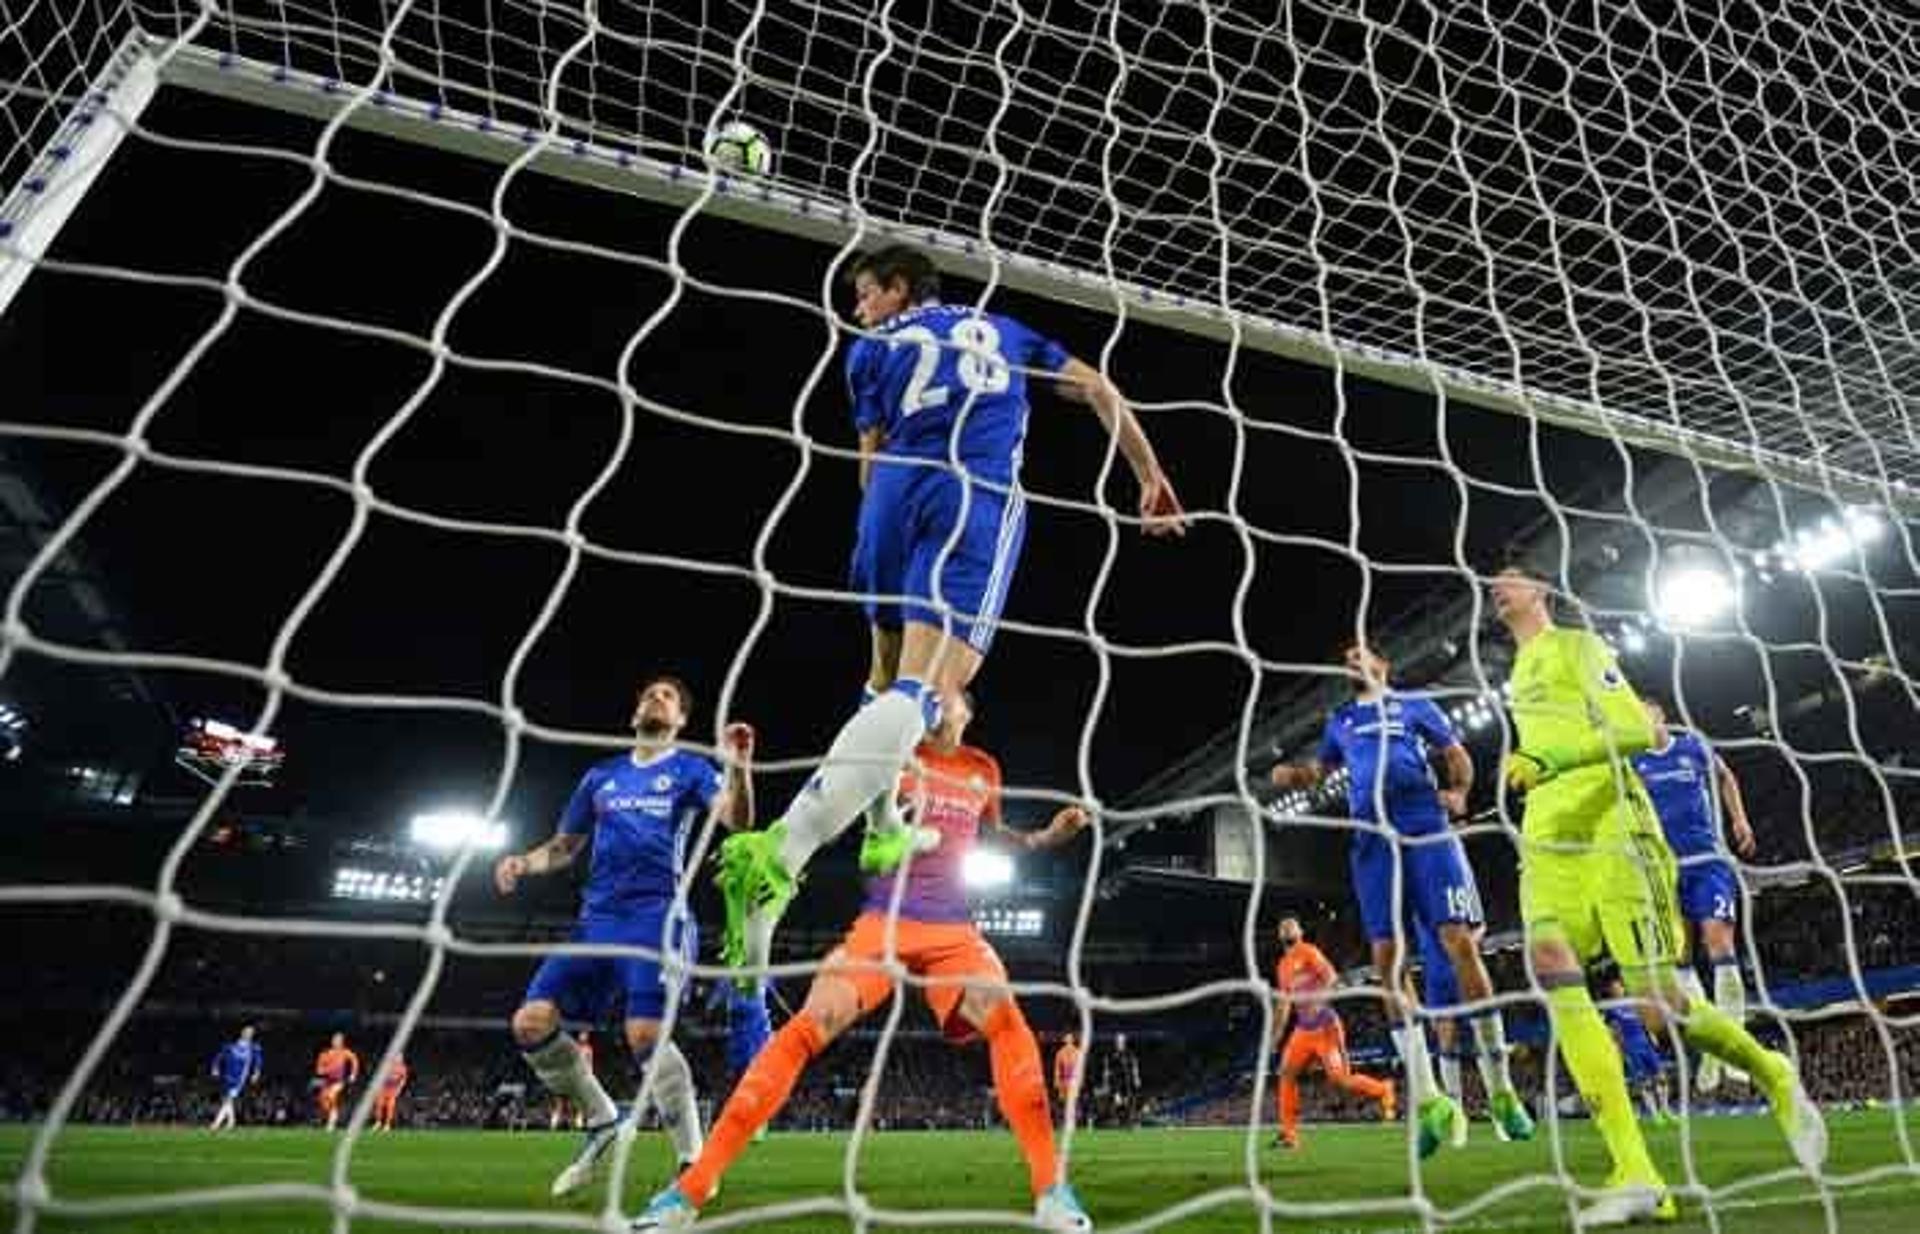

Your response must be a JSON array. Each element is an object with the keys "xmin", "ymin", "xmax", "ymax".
[
  {"xmin": 523, "ymin": 1032, "xmax": 619, "ymax": 1126},
  {"xmin": 1470, "ymin": 1013, "xmax": 1514, "ymax": 1096},
  {"xmin": 1391, "ymin": 1025, "xmax": 1439, "ymax": 1104},
  {"xmin": 1712, "ymin": 958, "xmax": 1746, "ymax": 1022},
  {"xmin": 1437, "ymin": 1050, "xmax": 1464, "ymax": 1102},
  {"xmin": 644, "ymin": 1041, "xmax": 703, "ymax": 1163},
  {"xmin": 778, "ymin": 684, "xmax": 930, "ymax": 873},
  {"xmin": 1675, "ymin": 965, "xmax": 1709, "ymax": 1009}
]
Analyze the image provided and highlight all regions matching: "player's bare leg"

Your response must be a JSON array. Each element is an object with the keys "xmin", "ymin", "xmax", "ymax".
[
  {"xmin": 723, "ymin": 622, "xmax": 977, "ymax": 973},
  {"xmin": 515, "ymin": 1000, "xmax": 623, "ymax": 1197},
  {"xmin": 1435, "ymin": 922, "xmax": 1534, "ymax": 1141},
  {"xmin": 1371, "ymin": 936, "xmax": 1463, "ymax": 1155}
]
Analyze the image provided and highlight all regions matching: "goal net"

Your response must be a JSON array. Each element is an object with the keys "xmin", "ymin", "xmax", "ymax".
[{"xmin": 4, "ymin": 0, "xmax": 1919, "ymax": 1230}]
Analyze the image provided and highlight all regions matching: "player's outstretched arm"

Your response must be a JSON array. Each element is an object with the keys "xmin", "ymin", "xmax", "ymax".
[
  {"xmin": 1269, "ymin": 759, "xmax": 1327, "ymax": 792},
  {"xmin": 1054, "ymin": 357, "xmax": 1186, "ymax": 537},
  {"xmin": 493, "ymin": 832, "xmax": 588, "ymax": 895},
  {"xmin": 713, "ymin": 722, "xmax": 757, "ymax": 832},
  {"xmin": 1013, "ymin": 803, "xmax": 1093, "ymax": 852},
  {"xmin": 1715, "ymin": 753, "xmax": 1757, "ymax": 858}
]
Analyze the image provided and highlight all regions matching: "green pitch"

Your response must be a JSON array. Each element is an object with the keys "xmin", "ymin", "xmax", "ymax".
[{"xmin": 4, "ymin": 1112, "xmax": 1917, "ymax": 1232}]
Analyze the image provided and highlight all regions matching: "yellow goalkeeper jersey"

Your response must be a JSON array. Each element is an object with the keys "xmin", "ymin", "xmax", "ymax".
[{"xmin": 1508, "ymin": 626, "xmax": 1658, "ymax": 845}]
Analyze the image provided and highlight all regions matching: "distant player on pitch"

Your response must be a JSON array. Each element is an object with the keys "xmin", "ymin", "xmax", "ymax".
[
  {"xmin": 1270, "ymin": 917, "xmax": 1395, "ymax": 1150},
  {"xmin": 1632, "ymin": 698, "xmax": 1757, "ymax": 1093},
  {"xmin": 208, "ymin": 1024, "xmax": 262, "ymax": 1131},
  {"xmin": 313, "ymin": 1032, "xmax": 359, "ymax": 1131},
  {"xmin": 717, "ymin": 244, "xmax": 1184, "ymax": 978},
  {"xmin": 1269, "ymin": 640, "xmax": 1533, "ymax": 1154},
  {"xmin": 495, "ymin": 676, "xmax": 754, "ymax": 1199},
  {"xmin": 634, "ymin": 691, "xmax": 1096, "ymax": 1231},
  {"xmin": 1492, "ymin": 564, "xmax": 1822, "ymax": 1224},
  {"xmin": 1053, "ymin": 1033, "xmax": 1084, "ymax": 1110},
  {"xmin": 373, "ymin": 1054, "xmax": 409, "ymax": 1132},
  {"xmin": 1600, "ymin": 975, "xmax": 1676, "ymax": 1129}
]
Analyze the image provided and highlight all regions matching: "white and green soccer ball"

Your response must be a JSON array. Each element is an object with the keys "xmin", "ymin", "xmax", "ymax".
[{"xmin": 704, "ymin": 121, "xmax": 774, "ymax": 177}]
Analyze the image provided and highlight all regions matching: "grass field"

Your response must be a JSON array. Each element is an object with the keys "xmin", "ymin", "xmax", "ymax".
[{"xmin": 5, "ymin": 1112, "xmax": 1919, "ymax": 1232}]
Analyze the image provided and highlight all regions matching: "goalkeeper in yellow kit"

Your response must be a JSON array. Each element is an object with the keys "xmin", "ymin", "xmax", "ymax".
[{"xmin": 1491, "ymin": 566, "xmax": 1825, "ymax": 1227}]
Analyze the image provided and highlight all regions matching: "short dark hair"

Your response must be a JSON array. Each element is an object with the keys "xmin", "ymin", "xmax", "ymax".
[
  {"xmin": 639, "ymin": 674, "xmax": 694, "ymax": 718},
  {"xmin": 847, "ymin": 245, "xmax": 941, "ymax": 303}
]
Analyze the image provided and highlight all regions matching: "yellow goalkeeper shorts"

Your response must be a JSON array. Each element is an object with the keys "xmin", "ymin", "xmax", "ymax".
[{"xmin": 1520, "ymin": 789, "xmax": 1682, "ymax": 973}]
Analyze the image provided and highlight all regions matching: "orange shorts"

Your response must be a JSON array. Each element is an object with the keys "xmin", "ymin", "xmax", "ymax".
[
  {"xmin": 1281, "ymin": 1021, "xmax": 1352, "ymax": 1078},
  {"xmin": 823, "ymin": 912, "xmax": 1008, "ymax": 1043}
]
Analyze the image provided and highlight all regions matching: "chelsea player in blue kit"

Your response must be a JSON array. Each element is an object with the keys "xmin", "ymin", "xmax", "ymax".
[
  {"xmin": 208, "ymin": 1024, "xmax": 262, "ymax": 1131},
  {"xmin": 1632, "ymin": 699, "xmax": 1757, "ymax": 1093},
  {"xmin": 495, "ymin": 676, "xmax": 755, "ymax": 1199},
  {"xmin": 719, "ymin": 245, "xmax": 1184, "ymax": 977},
  {"xmin": 1270, "ymin": 641, "xmax": 1534, "ymax": 1154},
  {"xmin": 1601, "ymin": 973, "xmax": 1678, "ymax": 1128}
]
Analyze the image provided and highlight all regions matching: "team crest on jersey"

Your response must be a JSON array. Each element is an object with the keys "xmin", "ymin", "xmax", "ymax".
[
  {"xmin": 1599, "ymin": 665, "xmax": 1626, "ymax": 690},
  {"xmin": 969, "ymin": 774, "xmax": 987, "ymax": 793},
  {"xmin": 653, "ymin": 774, "xmax": 674, "ymax": 792}
]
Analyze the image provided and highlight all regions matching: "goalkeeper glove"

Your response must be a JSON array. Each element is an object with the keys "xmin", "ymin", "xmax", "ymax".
[{"xmin": 1503, "ymin": 750, "xmax": 1553, "ymax": 792}]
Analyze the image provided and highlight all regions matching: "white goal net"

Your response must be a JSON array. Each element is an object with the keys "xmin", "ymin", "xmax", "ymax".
[{"xmin": 4, "ymin": 0, "xmax": 1919, "ymax": 1232}]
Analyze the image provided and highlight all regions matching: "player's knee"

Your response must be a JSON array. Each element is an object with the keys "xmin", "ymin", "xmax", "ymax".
[
  {"xmin": 511, "ymin": 1001, "xmax": 559, "ymax": 1047},
  {"xmin": 801, "ymin": 977, "xmax": 861, "ymax": 1042}
]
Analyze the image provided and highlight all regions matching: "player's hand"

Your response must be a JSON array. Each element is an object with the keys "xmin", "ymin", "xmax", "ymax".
[
  {"xmin": 1730, "ymin": 817, "xmax": 1757, "ymax": 859},
  {"xmin": 1270, "ymin": 763, "xmax": 1307, "ymax": 790},
  {"xmin": 493, "ymin": 853, "xmax": 529, "ymax": 896},
  {"xmin": 1503, "ymin": 751, "xmax": 1550, "ymax": 793},
  {"xmin": 1437, "ymin": 788, "xmax": 1468, "ymax": 818},
  {"xmin": 721, "ymin": 721, "xmax": 755, "ymax": 766},
  {"xmin": 1136, "ymin": 468, "xmax": 1187, "ymax": 538},
  {"xmin": 1049, "ymin": 804, "xmax": 1093, "ymax": 838}
]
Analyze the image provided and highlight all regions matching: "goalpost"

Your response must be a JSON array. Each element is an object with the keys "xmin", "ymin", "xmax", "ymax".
[{"xmin": 5, "ymin": 0, "xmax": 1919, "ymax": 1230}]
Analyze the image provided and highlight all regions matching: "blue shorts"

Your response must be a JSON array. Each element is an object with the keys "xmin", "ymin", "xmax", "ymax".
[
  {"xmin": 220, "ymin": 1082, "xmax": 245, "ymax": 1101},
  {"xmin": 1675, "ymin": 855, "xmax": 1738, "ymax": 925},
  {"xmin": 850, "ymin": 460, "xmax": 1027, "ymax": 654},
  {"xmin": 524, "ymin": 907, "xmax": 692, "ymax": 1024},
  {"xmin": 1623, "ymin": 1046, "xmax": 1665, "ymax": 1084},
  {"xmin": 1350, "ymin": 830, "xmax": 1483, "ymax": 944}
]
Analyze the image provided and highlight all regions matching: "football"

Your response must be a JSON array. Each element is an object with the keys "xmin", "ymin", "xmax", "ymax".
[{"xmin": 704, "ymin": 121, "xmax": 774, "ymax": 176}]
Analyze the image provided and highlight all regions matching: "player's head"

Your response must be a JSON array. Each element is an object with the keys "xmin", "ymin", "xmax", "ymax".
[
  {"xmin": 932, "ymin": 688, "xmax": 975, "ymax": 746},
  {"xmin": 1063, "ymin": 1033, "xmax": 1077, "ymax": 1048},
  {"xmin": 576, "ymin": 1029, "xmax": 591, "ymax": 1045},
  {"xmin": 1643, "ymin": 697, "xmax": 1668, "ymax": 725},
  {"xmin": 1603, "ymin": 973, "xmax": 1626, "ymax": 1000},
  {"xmin": 1339, "ymin": 639, "xmax": 1391, "ymax": 692},
  {"xmin": 1490, "ymin": 564, "xmax": 1552, "ymax": 626},
  {"xmin": 848, "ymin": 245, "xmax": 940, "ymax": 327},
  {"xmin": 1277, "ymin": 915, "xmax": 1303, "ymax": 948},
  {"xmin": 633, "ymin": 675, "xmax": 692, "ymax": 741},
  {"xmin": 330, "ymin": 1032, "xmax": 345, "ymax": 1048},
  {"xmin": 238, "ymin": 1025, "xmax": 255, "ymax": 1042}
]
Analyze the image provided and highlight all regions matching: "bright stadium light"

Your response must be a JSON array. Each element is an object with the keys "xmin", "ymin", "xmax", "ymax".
[
  {"xmin": 332, "ymin": 864, "xmax": 445, "ymax": 902},
  {"xmin": 410, "ymin": 810, "xmax": 508, "ymax": 853},
  {"xmin": 1653, "ymin": 564, "xmax": 1734, "ymax": 630},
  {"xmin": 1776, "ymin": 508, "xmax": 1885, "ymax": 573},
  {"xmin": 963, "ymin": 849, "xmax": 1015, "ymax": 889}
]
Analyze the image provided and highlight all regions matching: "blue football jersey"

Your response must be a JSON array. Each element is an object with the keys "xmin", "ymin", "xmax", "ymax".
[
  {"xmin": 214, "ymin": 1040, "xmax": 261, "ymax": 1084},
  {"xmin": 1632, "ymin": 731, "xmax": 1718, "ymax": 857},
  {"xmin": 846, "ymin": 303, "xmax": 1071, "ymax": 484},
  {"xmin": 559, "ymin": 749, "xmax": 721, "ymax": 917},
  {"xmin": 1317, "ymin": 693, "xmax": 1457, "ymax": 834}
]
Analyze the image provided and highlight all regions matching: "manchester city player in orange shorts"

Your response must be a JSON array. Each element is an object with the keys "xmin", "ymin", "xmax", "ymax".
[
  {"xmin": 1272, "ymin": 917, "xmax": 1394, "ymax": 1150},
  {"xmin": 633, "ymin": 692, "xmax": 1095, "ymax": 1231}
]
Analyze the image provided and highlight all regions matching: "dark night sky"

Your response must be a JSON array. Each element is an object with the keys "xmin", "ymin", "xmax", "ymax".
[{"xmin": 4, "ymin": 83, "xmax": 1904, "ymax": 893}]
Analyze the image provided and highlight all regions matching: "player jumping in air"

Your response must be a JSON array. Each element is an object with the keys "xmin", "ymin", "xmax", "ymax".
[
  {"xmin": 1491, "ymin": 565, "xmax": 1823, "ymax": 1225},
  {"xmin": 373, "ymin": 1055, "xmax": 409, "ymax": 1133},
  {"xmin": 1600, "ymin": 975, "xmax": 1676, "ymax": 1129},
  {"xmin": 1053, "ymin": 1032, "xmax": 1084, "ymax": 1109},
  {"xmin": 1270, "ymin": 917, "xmax": 1395, "ymax": 1150},
  {"xmin": 495, "ymin": 676, "xmax": 755, "ymax": 1199},
  {"xmin": 1269, "ymin": 641, "xmax": 1533, "ymax": 1154},
  {"xmin": 716, "ymin": 244, "xmax": 1184, "ymax": 976},
  {"xmin": 208, "ymin": 1024, "xmax": 262, "ymax": 1132},
  {"xmin": 313, "ymin": 1033, "xmax": 359, "ymax": 1131},
  {"xmin": 634, "ymin": 691, "xmax": 1097, "ymax": 1231},
  {"xmin": 549, "ymin": 1031, "xmax": 596, "ymax": 1131},
  {"xmin": 1632, "ymin": 698, "xmax": 1758, "ymax": 1094}
]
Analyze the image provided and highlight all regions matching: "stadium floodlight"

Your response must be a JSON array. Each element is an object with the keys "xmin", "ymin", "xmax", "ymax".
[
  {"xmin": 332, "ymin": 864, "xmax": 445, "ymax": 902},
  {"xmin": 1620, "ymin": 624, "xmax": 1649, "ymax": 655},
  {"xmin": 409, "ymin": 810, "xmax": 508, "ymax": 853},
  {"xmin": 962, "ymin": 849, "xmax": 1015, "ymax": 889},
  {"xmin": 1778, "ymin": 509, "xmax": 1885, "ymax": 573},
  {"xmin": 1653, "ymin": 563, "xmax": 1735, "ymax": 630}
]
